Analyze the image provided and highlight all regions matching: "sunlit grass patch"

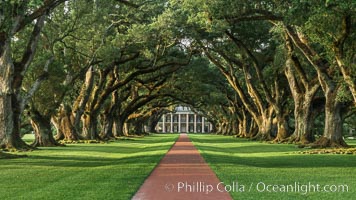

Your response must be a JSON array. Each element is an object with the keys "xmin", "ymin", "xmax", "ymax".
[
  {"xmin": 189, "ymin": 134, "xmax": 356, "ymax": 200},
  {"xmin": 0, "ymin": 133, "xmax": 178, "ymax": 200}
]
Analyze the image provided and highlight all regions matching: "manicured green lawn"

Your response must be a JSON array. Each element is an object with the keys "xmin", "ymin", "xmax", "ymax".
[
  {"xmin": 0, "ymin": 134, "xmax": 178, "ymax": 200},
  {"xmin": 189, "ymin": 134, "xmax": 356, "ymax": 200}
]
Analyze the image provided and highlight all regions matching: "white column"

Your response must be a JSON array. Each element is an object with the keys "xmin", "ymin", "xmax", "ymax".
[
  {"xmin": 194, "ymin": 114, "xmax": 197, "ymax": 133},
  {"xmin": 162, "ymin": 114, "xmax": 166, "ymax": 133},
  {"xmin": 186, "ymin": 114, "xmax": 189, "ymax": 132},
  {"xmin": 170, "ymin": 114, "xmax": 173, "ymax": 133},
  {"xmin": 202, "ymin": 117, "xmax": 205, "ymax": 133},
  {"xmin": 178, "ymin": 114, "xmax": 181, "ymax": 133}
]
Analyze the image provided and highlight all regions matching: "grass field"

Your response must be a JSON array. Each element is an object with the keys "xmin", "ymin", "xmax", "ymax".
[
  {"xmin": 189, "ymin": 134, "xmax": 356, "ymax": 200},
  {"xmin": 2, "ymin": 133, "xmax": 355, "ymax": 200},
  {"xmin": 0, "ymin": 134, "xmax": 178, "ymax": 200}
]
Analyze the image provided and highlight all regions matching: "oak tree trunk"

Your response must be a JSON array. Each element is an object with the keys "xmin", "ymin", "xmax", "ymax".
[
  {"xmin": 112, "ymin": 118, "xmax": 126, "ymax": 137},
  {"xmin": 237, "ymin": 110, "xmax": 249, "ymax": 138},
  {"xmin": 130, "ymin": 119, "xmax": 145, "ymax": 135},
  {"xmin": 30, "ymin": 110, "xmax": 60, "ymax": 147},
  {"xmin": 146, "ymin": 112, "xmax": 163, "ymax": 133},
  {"xmin": 147, "ymin": 117, "xmax": 158, "ymax": 133},
  {"xmin": 0, "ymin": 40, "xmax": 29, "ymax": 150},
  {"xmin": 230, "ymin": 117, "xmax": 238, "ymax": 136},
  {"xmin": 248, "ymin": 119, "xmax": 258, "ymax": 138},
  {"xmin": 59, "ymin": 105, "xmax": 80, "ymax": 141},
  {"xmin": 274, "ymin": 114, "xmax": 290, "ymax": 142},
  {"xmin": 314, "ymin": 88, "xmax": 347, "ymax": 147},
  {"xmin": 284, "ymin": 38, "xmax": 320, "ymax": 144},
  {"xmin": 252, "ymin": 107, "xmax": 273, "ymax": 141},
  {"xmin": 100, "ymin": 114, "xmax": 114, "ymax": 139},
  {"xmin": 286, "ymin": 26, "xmax": 348, "ymax": 147},
  {"xmin": 81, "ymin": 113, "xmax": 100, "ymax": 140},
  {"xmin": 72, "ymin": 66, "xmax": 95, "ymax": 135},
  {"xmin": 52, "ymin": 116, "xmax": 65, "ymax": 140},
  {"xmin": 291, "ymin": 94, "xmax": 317, "ymax": 144}
]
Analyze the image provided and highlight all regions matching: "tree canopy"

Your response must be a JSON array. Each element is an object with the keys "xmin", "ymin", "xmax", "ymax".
[{"xmin": 0, "ymin": 0, "xmax": 355, "ymax": 150}]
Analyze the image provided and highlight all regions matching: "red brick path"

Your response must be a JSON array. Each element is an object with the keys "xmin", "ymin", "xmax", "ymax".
[{"xmin": 131, "ymin": 133, "xmax": 232, "ymax": 200}]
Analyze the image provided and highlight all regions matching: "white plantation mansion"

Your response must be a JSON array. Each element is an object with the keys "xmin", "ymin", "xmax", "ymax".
[{"xmin": 155, "ymin": 106, "xmax": 212, "ymax": 133}]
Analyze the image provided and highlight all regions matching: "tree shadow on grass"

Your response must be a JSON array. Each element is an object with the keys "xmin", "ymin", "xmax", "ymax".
[
  {"xmin": 0, "ymin": 152, "xmax": 27, "ymax": 159},
  {"xmin": 195, "ymin": 144, "xmax": 296, "ymax": 154},
  {"xmin": 0, "ymin": 134, "xmax": 177, "ymax": 167},
  {"xmin": 189, "ymin": 135, "xmax": 356, "ymax": 169},
  {"xmin": 0, "ymin": 154, "xmax": 166, "ymax": 168},
  {"xmin": 202, "ymin": 153, "xmax": 356, "ymax": 169},
  {"xmin": 188, "ymin": 134, "xmax": 249, "ymax": 144},
  {"xmin": 38, "ymin": 144, "xmax": 173, "ymax": 154}
]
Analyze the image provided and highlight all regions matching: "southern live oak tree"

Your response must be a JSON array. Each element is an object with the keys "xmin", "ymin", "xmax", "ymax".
[
  {"xmin": 0, "ymin": 0, "xmax": 355, "ymax": 150},
  {"xmin": 280, "ymin": 1, "xmax": 355, "ymax": 147},
  {"xmin": 169, "ymin": 0, "xmax": 355, "ymax": 147},
  {"xmin": 24, "ymin": 0, "xmax": 194, "ymax": 145},
  {"xmin": 0, "ymin": 0, "xmax": 68, "ymax": 150}
]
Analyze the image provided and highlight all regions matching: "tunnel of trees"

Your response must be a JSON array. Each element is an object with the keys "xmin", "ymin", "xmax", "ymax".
[{"xmin": 0, "ymin": 0, "xmax": 355, "ymax": 150}]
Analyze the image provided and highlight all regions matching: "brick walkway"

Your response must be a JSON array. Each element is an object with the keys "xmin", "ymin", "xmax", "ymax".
[{"xmin": 132, "ymin": 133, "xmax": 232, "ymax": 200}]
